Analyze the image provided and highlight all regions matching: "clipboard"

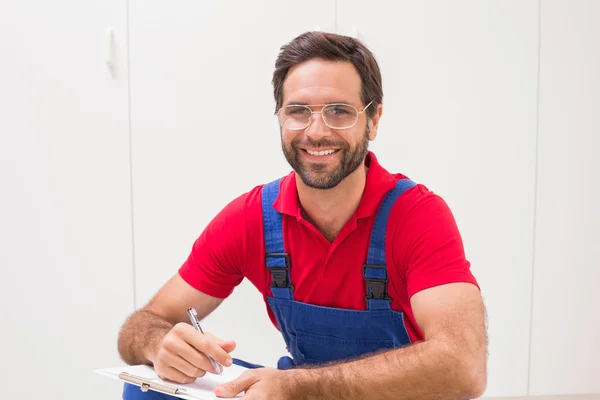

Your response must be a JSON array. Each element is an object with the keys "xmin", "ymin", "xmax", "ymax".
[
  {"xmin": 96, "ymin": 364, "xmax": 247, "ymax": 399},
  {"xmin": 119, "ymin": 371, "xmax": 184, "ymax": 395}
]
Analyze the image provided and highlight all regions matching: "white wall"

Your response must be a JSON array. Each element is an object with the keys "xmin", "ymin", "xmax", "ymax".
[
  {"xmin": 529, "ymin": 0, "xmax": 600, "ymax": 395},
  {"xmin": 0, "ymin": 1, "xmax": 133, "ymax": 399},
  {"xmin": 0, "ymin": 1, "xmax": 598, "ymax": 399}
]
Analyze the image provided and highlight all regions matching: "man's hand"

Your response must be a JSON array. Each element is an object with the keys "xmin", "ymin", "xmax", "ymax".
[
  {"xmin": 214, "ymin": 367, "xmax": 299, "ymax": 399},
  {"xmin": 150, "ymin": 322, "xmax": 236, "ymax": 384}
]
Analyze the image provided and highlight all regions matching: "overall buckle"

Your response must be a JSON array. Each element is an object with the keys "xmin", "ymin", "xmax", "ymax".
[
  {"xmin": 267, "ymin": 253, "xmax": 292, "ymax": 288},
  {"xmin": 363, "ymin": 264, "xmax": 390, "ymax": 301}
]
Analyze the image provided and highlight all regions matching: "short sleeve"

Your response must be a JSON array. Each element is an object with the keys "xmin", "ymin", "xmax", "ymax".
[
  {"xmin": 178, "ymin": 194, "xmax": 249, "ymax": 299},
  {"xmin": 394, "ymin": 187, "xmax": 479, "ymax": 298}
]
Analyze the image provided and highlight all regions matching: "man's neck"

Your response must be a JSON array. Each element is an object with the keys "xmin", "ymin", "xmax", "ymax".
[{"xmin": 297, "ymin": 165, "xmax": 368, "ymax": 242}]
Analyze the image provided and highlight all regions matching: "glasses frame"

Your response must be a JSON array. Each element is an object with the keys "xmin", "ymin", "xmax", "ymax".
[{"xmin": 277, "ymin": 100, "xmax": 374, "ymax": 130}]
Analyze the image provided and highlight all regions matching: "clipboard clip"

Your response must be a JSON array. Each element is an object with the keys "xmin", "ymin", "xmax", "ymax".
[{"xmin": 119, "ymin": 372, "xmax": 186, "ymax": 395}]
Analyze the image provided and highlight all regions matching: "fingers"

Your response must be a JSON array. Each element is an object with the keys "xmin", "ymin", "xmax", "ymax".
[
  {"xmin": 154, "ymin": 341, "xmax": 207, "ymax": 383},
  {"xmin": 162, "ymin": 350, "xmax": 207, "ymax": 379},
  {"xmin": 214, "ymin": 371, "xmax": 259, "ymax": 398},
  {"xmin": 204, "ymin": 332, "xmax": 236, "ymax": 358},
  {"xmin": 217, "ymin": 338, "xmax": 237, "ymax": 353},
  {"xmin": 163, "ymin": 329, "xmax": 218, "ymax": 374},
  {"xmin": 156, "ymin": 364, "xmax": 197, "ymax": 384},
  {"xmin": 181, "ymin": 328, "xmax": 235, "ymax": 367},
  {"xmin": 153, "ymin": 323, "xmax": 237, "ymax": 384}
]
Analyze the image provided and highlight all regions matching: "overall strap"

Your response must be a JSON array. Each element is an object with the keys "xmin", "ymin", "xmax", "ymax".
[
  {"xmin": 364, "ymin": 178, "xmax": 417, "ymax": 310},
  {"xmin": 262, "ymin": 178, "xmax": 294, "ymax": 300}
]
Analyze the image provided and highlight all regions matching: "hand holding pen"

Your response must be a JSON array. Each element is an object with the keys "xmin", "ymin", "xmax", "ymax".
[
  {"xmin": 148, "ymin": 308, "xmax": 236, "ymax": 384},
  {"xmin": 187, "ymin": 308, "xmax": 224, "ymax": 375}
]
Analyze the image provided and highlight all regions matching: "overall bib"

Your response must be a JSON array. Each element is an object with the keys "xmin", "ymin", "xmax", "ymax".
[{"xmin": 123, "ymin": 178, "xmax": 416, "ymax": 399}]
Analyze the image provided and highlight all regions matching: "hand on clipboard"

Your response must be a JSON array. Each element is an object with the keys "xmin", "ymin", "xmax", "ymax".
[
  {"xmin": 98, "ymin": 308, "xmax": 245, "ymax": 399},
  {"xmin": 149, "ymin": 308, "xmax": 237, "ymax": 384}
]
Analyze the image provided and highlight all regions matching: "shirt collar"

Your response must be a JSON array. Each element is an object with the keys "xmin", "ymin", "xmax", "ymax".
[{"xmin": 273, "ymin": 151, "xmax": 398, "ymax": 220}]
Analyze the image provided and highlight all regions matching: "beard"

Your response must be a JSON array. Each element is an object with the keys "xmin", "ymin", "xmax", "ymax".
[{"xmin": 281, "ymin": 123, "xmax": 370, "ymax": 190}]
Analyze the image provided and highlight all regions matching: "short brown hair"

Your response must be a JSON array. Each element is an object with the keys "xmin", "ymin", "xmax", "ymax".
[{"xmin": 272, "ymin": 31, "xmax": 383, "ymax": 118}]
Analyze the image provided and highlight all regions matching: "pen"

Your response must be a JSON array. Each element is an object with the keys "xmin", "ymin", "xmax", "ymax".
[{"xmin": 187, "ymin": 308, "xmax": 224, "ymax": 376}]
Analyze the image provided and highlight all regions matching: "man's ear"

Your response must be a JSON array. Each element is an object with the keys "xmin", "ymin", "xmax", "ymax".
[{"xmin": 368, "ymin": 103, "xmax": 383, "ymax": 141}]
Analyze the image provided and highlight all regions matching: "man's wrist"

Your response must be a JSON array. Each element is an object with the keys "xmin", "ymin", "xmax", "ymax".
[{"xmin": 143, "ymin": 328, "xmax": 168, "ymax": 365}]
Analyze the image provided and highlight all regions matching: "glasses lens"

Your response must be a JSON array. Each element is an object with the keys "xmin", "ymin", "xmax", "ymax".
[
  {"xmin": 323, "ymin": 104, "xmax": 358, "ymax": 129},
  {"xmin": 280, "ymin": 105, "xmax": 311, "ymax": 129}
]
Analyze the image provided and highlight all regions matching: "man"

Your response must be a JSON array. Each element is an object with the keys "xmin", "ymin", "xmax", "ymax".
[{"xmin": 118, "ymin": 31, "xmax": 488, "ymax": 400}]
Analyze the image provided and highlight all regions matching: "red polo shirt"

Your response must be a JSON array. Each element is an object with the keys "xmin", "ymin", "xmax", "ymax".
[{"xmin": 179, "ymin": 152, "xmax": 478, "ymax": 342}]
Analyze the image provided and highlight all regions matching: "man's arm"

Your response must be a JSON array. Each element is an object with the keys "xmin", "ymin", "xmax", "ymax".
[
  {"xmin": 117, "ymin": 273, "xmax": 224, "ymax": 366},
  {"xmin": 293, "ymin": 282, "xmax": 487, "ymax": 399}
]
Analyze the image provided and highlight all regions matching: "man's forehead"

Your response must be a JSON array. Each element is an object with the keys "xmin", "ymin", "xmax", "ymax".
[
  {"xmin": 283, "ymin": 60, "xmax": 362, "ymax": 104},
  {"xmin": 285, "ymin": 86, "xmax": 357, "ymax": 105}
]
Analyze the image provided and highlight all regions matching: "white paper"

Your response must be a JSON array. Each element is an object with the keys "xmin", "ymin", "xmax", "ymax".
[{"xmin": 96, "ymin": 364, "xmax": 248, "ymax": 399}]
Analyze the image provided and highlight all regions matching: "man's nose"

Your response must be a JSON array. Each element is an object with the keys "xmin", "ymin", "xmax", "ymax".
[{"xmin": 304, "ymin": 112, "xmax": 332, "ymax": 140}]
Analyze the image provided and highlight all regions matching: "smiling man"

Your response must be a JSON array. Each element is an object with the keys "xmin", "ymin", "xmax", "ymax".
[{"xmin": 118, "ymin": 31, "xmax": 488, "ymax": 400}]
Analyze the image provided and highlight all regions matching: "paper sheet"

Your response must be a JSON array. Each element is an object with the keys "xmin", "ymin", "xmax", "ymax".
[{"xmin": 96, "ymin": 363, "xmax": 248, "ymax": 399}]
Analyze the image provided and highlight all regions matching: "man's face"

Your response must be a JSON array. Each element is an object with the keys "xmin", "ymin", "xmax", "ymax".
[{"xmin": 279, "ymin": 59, "xmax": 378, "ymax": 190}]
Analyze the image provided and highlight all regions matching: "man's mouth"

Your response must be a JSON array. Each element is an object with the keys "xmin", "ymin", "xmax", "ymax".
[{"xmin": 302, "ymin": 149, "xmax": 340, "ymax": 156}]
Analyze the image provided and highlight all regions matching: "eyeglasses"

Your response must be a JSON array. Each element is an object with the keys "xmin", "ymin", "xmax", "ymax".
[{"xmin": 277, "ymin": 100, "xmax": 373, "ymax": 130}]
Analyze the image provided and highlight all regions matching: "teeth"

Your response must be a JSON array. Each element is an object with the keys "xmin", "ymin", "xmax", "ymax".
[{"xmin": 306, "ymin": 149, "xmax": 336, "ymax": 156}]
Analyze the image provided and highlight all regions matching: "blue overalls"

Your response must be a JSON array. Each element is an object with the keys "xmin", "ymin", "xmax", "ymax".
[{"xmin": 123, "ymin": 178, "xmax": 416, "ymax": 399}]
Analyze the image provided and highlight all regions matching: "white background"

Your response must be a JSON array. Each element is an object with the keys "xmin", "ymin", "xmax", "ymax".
[{"xmin": 0, "ymin": 1, "xmax": 598, "ymax": 399}]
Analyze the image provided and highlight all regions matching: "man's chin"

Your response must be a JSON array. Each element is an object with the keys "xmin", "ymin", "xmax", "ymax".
[
  {"xmin": 296, "ymin": 169, "xmax": 344, "ymax": 190},
  {"xmin": 297, "ymin": 163, "xmax": 334, "ymax": 178}
]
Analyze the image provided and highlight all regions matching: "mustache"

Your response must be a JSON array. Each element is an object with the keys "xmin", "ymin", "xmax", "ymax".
[{"xmin": 291, "ymin": 137, "xmax": 347, "ymax": 149}]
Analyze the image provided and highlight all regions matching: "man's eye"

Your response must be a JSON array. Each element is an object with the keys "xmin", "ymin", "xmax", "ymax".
[
  {"xmin": 327, "ymin": 106, "xmax": 351, "ymax": 115},
  {"xmin": 287, "ymin": 107, "xmax": 310, "ymax": 115}
]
